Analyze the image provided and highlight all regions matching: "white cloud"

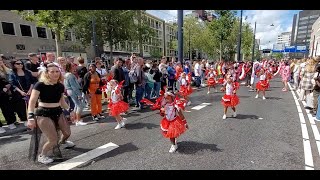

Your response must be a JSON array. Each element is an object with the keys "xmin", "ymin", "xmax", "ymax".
[{"xmin": 243, "ymin": 10, "xmax": 294, "ymax": 49}]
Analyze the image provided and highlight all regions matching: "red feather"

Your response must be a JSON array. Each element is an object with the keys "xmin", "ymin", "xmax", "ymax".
[{"xmin": 140, "ymin": 98, "xmax": 155, "ymax": 106}]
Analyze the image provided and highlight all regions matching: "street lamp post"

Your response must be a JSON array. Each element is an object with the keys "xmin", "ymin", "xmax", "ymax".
[
  {"xmin": 178, "ymin": 10, "xmax": 184, "ymax": 64},
  {"xmin": 251, "ymin": 21, "xmax": 256, "ymax": 62},
  {"xmin": 237, "ymin": 10, "xmax": 243, "ymax": 62}
]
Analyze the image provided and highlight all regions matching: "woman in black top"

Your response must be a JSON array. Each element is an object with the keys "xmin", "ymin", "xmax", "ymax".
[
  {"xmin": 150, "ymin": 63, "xmax": 162, "ymax": 98},
  {"xmin": 27, "ymin": 63, "xmax": 75, "ymax": 165},
  {"xmin": 9, "ymin": 59, "xmax": 35, "ymax": 126}
]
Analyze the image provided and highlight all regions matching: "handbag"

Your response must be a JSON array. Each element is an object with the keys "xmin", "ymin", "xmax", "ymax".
[{"xmin": 95, "ymin": 88, "xmax": 102, "ymax": 94}]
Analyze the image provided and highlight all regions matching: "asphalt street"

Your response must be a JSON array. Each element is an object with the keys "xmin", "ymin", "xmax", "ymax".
[{"xmin": 0, "ymin": 77, "xmax": 318, "ymax": 170}]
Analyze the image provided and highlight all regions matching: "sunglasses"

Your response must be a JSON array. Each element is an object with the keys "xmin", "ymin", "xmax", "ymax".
[{"xmin": 15, "ymin": 63, "xmax": 23, "ymax": 65}]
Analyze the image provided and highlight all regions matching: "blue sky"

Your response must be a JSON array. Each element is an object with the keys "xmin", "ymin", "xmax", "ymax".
[{"xmin": 146, "ymin": 10, "xmax": 301, "ymax": 48}]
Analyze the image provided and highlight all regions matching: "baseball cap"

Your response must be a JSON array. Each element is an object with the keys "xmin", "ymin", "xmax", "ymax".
[{"xmin": 28, "ymin": 53, "xmax": 37, "ymax": 57}]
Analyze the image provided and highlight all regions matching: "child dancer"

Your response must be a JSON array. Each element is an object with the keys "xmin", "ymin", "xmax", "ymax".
[
  {"xmin": 160, "ymin": 92, "xmax": 188, "ymax": 153},
  {"xmin": 255, "ymin": 69, "xmax": 269, "ymax": 100},
  {"xmin": 178, "ymin": 72, "xmax": 193, "ymax": 106},
  {"xmin": 221, "ymin": 75, "xmax": 240, "ymax": 119},
  {"xmin": 206, "ymin": 68, "xmax": 217, "ymax": 94},
  {"xmin": 108, "ymin": 80, "xmax": 129, "ymax": 130}
]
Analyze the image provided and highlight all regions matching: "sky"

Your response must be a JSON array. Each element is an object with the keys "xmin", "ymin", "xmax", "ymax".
[{"xmin": 146, "ymin": 10, "xmax": 301, "ymax": 50}]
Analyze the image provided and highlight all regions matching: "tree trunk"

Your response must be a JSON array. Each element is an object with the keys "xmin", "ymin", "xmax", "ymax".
[
  {"xmin": 138, "ymin": 10, "xmax": 143, "ymax": 57},
  {"xmin": 109, "ymin": 39, "xmax": 113, "ymax": 65},
  {"xmin": 55, "ymin": 30, "xmax": 62, "ymax": 57}
]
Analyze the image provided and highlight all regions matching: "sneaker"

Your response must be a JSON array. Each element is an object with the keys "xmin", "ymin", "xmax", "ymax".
[
  {"xmin": 255, "ymin": 94, "xmax": 259, "ymax": 99},
  {"xmin": 187, "ymin": 101, "xmax": 191, "ymax": 106},
  {"xmin": 120, "ymin": 112, "xmax": 127, "ymax": 115},
  {"xmin": 37, "ymin": 155, "xmax": 54, "ymax": 164},
  {"xmin": 121, "ymin": 118, "xmax": 127, "ymax": 127},
  {"xmin": 262, "ymin": 96, "xmax": 266, "ymax": 100},
  {"xmin": 169, "ymin": 144, "xmax": 178, "ymax": 153},
  {"xmin": 207, "ymin": 91, "xmax": 210, "ymax": 94},
  {"xmin": 92, "ymin": 116, "xmax": 99, "ymax": 121},
  {"xmin": 223, "ymin": 114, "xmax": 227, "ymax": 119},
  {"xmin": 114, "ymin": 123, "xmax": 122, "ymax": 130},
  {"xmin": 24, "ymin": 121, "xmax": 28, "ymax": 127},
  {"xmin": 8, "ymin": 124, "xmax": 17, "ymax": 130},
  {"xmin": 215, "ymin": 89, "xmax": 218, "ymax": 92},
  {"xmin": 60, "ymin": 141, "xmax": 75, "ymax": 149},
  {"xmin": 233, "ymin": 111, "xmax": 237, "ymax": 117},
  {"xmin": 97, "ymin": 114, "xmax": 105, "ymax": 119},
  {"xmin": 76, "ymin": 121, "xmax": 87, "ymax": 126},
  {"xmin": 0, "ymin": 127, "xmax": 6, "ymax": 134}
]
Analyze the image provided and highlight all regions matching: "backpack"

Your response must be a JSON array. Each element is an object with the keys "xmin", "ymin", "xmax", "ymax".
[{"xmin": 129, "ymin": 64, "xmax": 138, "ymax": 83}]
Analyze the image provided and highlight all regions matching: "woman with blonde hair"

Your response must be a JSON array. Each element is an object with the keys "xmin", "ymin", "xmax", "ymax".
[
  {"xmin": 300, "ymin": 58, "xmax": 317, "ymax": 109},
  {"xmin": 0, "ymin": 55, "xmax": 11, "ymax": 80},
  {"xmin": 292, "ymin": 59, "xmax": 301, "ymax": 90},
  {"xmin": 27, "ymin": 63, "xmax": 75, "ymax": 164}
]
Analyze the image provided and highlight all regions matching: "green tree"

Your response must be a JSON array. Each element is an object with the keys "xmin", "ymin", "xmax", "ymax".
[
  {"xmin": 273, "ymin": 53, "xmax": 283, "ymax": 60},
  {"xmin": 150, "ymin": 47, "xmax": 162, "ymax": 59},
  {"xmin": 208, "ymin": 10, "xmax": 236, "ymax": 61},
  {"xmin": 14, "ymin": 10, "xmax": 76, "ymax": 56}
]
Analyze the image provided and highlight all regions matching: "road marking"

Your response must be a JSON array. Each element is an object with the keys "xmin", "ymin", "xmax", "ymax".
[
  {"xmin": 49, "ymin": 142, "xmax": 119, "ymax": 170},
  {"xmin": 191, "ymin": 103, "xmax": 211, "ymax": 110},
  {"xmin": 287, "ymin": 83, "xmax": 314, "ymax": 170}
]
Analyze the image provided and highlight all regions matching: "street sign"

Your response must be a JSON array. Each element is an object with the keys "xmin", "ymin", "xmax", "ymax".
[{"xmin": 296, "ymin": 45, "xmax": 307, "ymax": 53}]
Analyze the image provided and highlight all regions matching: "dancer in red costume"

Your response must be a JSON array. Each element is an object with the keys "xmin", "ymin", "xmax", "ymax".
[
  {"xmin": 178, "ymin": 72, "xmax": 193, "ymax": 106},
  {"xmin": 108, "ymin": 80, "xmax": 129, "ymax": 130},
  {"xmin": 221, "ymin": 75, "xmax": 240, "ymax": 119},
  {"xmin": 206, "ymin": 68, "xmax": 217, "ymax": 94},
  {"xmin": 255, "ymin": 69, "xmax": 269, "ymax": 100},
  {"xmin": 160, "ymin": 92, "xmax": 188, "ymax": 153}
]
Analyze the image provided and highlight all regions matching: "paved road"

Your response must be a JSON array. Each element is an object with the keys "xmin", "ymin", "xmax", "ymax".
[{"xmin": 1, "ymin": 77, "xmax": 320, "ymax": 170}]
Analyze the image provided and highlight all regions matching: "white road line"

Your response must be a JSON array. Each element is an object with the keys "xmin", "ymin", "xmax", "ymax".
[
  {"xmin": 287, "ymin": 83, "xmax": 314, "ymax": 170},
  {"xmin": 49, "ymin": 142, "xmax": 119, "ymax": 170},
  {"xmin": 191, "ymin": 103, "xmax": 211, "ymax": 110}
]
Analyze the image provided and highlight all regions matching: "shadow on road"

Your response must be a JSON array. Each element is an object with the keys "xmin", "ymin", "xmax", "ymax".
[
  {"xmin": 176, "ymin": 141, "xmax": 222, "ymax": 154},
  {"xmin": 0, "ymin": 135, "xmax": 28, "ymax": 147},
  {"xmin": 77, "ymin": 142, "xmax": 139, "ymax": 168},
  {"xmin": 234, "ymin": 114, "xmax": 260, "ymax": 120},
  {"xmin": 267, "ymin": 97, "xmax": 282, "ymax": 100},
  {"xmin": 125, "ymin": 122, "xmax": 159, "ymax": 130}
]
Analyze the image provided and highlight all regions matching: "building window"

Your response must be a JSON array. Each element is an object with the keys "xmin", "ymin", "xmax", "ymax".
[
  {"xmin": 1, "ymin": 22, "xmax": 15, "ymax": 35},
  {"xmin": 51, "ymin": 30, "xmax": 55, "ymax": 39},
  {"xmin": 20, "ymin": 24, "xmax": 32, "ymax": 37},
  {"xmin": 310, "ymin": 15, "xmax": 319, "ymax": 18},
  {"xmin": 16, "ymin": 44, "xmax": 25, "ymax": 50},
  {"xmin": 298, "ymin": 25, "xmax": 308, "ymax": 30},
  {"xmin": 65, "ymin": 31, "xmax": 72, "ymax": 41},
  {"xmin": 36, "ymin": 27, "xmax": 47, "ymax": 38},
  {"xmin": 300, "ymin": 16, "xmax": 309, "ymax": 21}
]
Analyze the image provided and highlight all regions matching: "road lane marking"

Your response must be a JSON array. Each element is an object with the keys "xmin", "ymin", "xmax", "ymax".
[
  {"xmin": 288, "ymin": 83, "xmax": 314, "ymax": 170},
  {"xmin": 191, "ymin": 103, "xmax": 211, "ymax": 110},
  {"xmin": 49, "ymin": 142, "xmax": 119, "ymax": 170}
]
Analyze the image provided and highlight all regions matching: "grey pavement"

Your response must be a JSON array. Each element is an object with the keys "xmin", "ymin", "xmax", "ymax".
[{"xmin": 0, "ymin": 78, "xmax": 316, "ymax": 170}]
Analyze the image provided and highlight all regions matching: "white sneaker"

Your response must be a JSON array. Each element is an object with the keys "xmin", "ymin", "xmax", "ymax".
[
  {"xmin": 60, "ymin": 141, "xmax": 75, "ymax": 149},
  {"xmin": 215, "ymin": 89, "xmax": 218, "ymax": 92},
  {"xmin": 187, "ymin": 101, "xmax": 191, "ymax": 106},
  {"xmin": 97, "ymin": 114, "xmax": 105, "ymax": 119},
  {"xmin": 92, "ymin": 116, "xmax": 99, "ymax": 121},
  {"xmin": 233, "ymin": 111, "xmax": 237, "ymax": 117},
  {"xmin": 255, "ymin": 94, "xmax": 259, "ymax": 99},
  {"xmin": 121, "ymin": 118, "xmax": 127, "ymax": 127},
  {"xmin": 262, "ymin": 96, "xmax": 266, "ymax": 100},
  {"xmin": 120, "ymin": 112, "xmax": 127, "ymax": 115},
  {"xmin": 169, "ymin": 144, "xmax": 178, "ymax": 153},
  {"xmin": 0, "ymin": 127, "xmax": 6, "ymax": 134},
  {"xmin": 8, "ymin": 124, "xmax": 17, "ymax": 130},
  {"xmin": 115, "ymin": 123, "xmax": 122, "ymax": 130},
  {"xmin": 38, "ymin": 155, "xmax": 54, "ymax": 164},
  {"xmin": 24, "ymin": 122, "xmax": 28, "ymax": 127},
  {"xmin": 223, "ymin": 114, "xmax": 227, "ymax": 119},
  {"xmin": 207, "ymin": 91, "xmax": 210, "ymax": 94},
  {"xmin": 76, "ymin": 121, "xmax": 87, "ymax": 126}
]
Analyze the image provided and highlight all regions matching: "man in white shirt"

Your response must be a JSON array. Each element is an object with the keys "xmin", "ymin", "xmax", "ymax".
[
  {"xmin": 194, "ymin": 59, "xmax": 201, "ymax": 88},
  {"xmin": 159, "ymin": 57, "xmax": 168, "ymax": 91}
]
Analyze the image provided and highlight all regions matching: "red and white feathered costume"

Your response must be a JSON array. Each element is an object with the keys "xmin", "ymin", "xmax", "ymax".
[
  {"xmin": 207, "ymin": 71, "xmax": 217, "ymax": 87},
  {"xmin": 179, "ymin": 75, "xmax": 193, "ymax": 97},
  {"xmin": 108, "ymin": 82, "xmax": 129, "ymax": 116},
  {"xmin": 221, "ymin": 82, "xmax": 240, "ymax": 107},
  {"xmin": 160, "ymin": 96, "xmax": 187, "ymax": 139},
  {"xmin": 256, "ymin": 73, "xmax": 269, "ymax": 91}
]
